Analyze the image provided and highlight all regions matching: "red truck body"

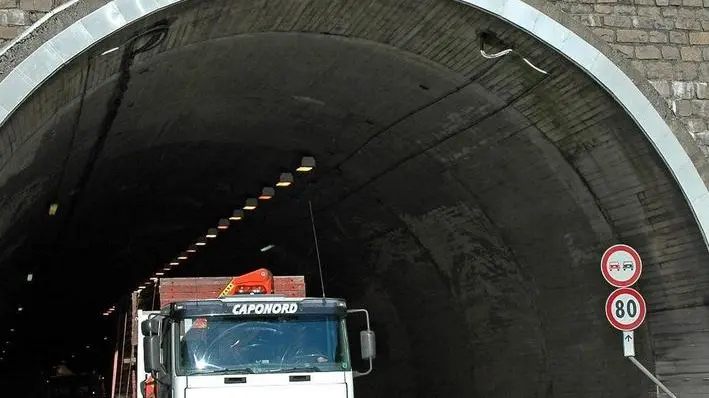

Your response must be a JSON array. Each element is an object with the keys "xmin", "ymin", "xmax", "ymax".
[{"xmin": 157, "ymin": 268, "xmax": 306, "ymax": 307}]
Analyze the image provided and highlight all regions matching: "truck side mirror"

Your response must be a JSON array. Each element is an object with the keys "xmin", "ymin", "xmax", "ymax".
[
  {"xmin": 360, "ymin": 330, "xmax": 376, "ymax": 360},
  {"xmin": 143, "ymin": 335, "xmax": 162, "ymax": 374},
  {"xmin": 141, "ymin": 318, "xmax": 161, "ymax": 336},
  {"xmin": 348, "ymin": 308, "xmax": 375, "ymax": 378},
  {"xmin": 141, "ymin": 315, "xmax": 165, "ymax": 375}
]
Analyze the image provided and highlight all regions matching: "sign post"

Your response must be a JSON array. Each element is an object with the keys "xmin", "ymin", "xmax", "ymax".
[
  {"xmin": 622, "ymin": 331, "xmax": 634, "ymax": 357},
  {"xmin": 600, "ymin": 244, "xmax": 676, "ymax": 398}
]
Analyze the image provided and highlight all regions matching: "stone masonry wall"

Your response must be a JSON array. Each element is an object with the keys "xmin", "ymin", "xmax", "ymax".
[
  {"xmin": 0, "ymin": 1, "xmax": 55, "ymax": 46},
  {"xmin": 548, "ymin": 0, "xmax": 709, "ymax": 156}
]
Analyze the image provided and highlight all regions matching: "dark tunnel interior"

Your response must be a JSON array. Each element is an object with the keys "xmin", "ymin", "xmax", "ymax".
[{"xmin": 0, "ymin": 0, "xmax": 708, "ymax": 397}]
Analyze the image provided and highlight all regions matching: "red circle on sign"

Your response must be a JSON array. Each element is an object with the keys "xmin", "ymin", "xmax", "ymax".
[
  {"xmin": 600, "ymin": 244, "xmax": 642, "ymax": 287},
  {"xmin": 605, "ymin": 287, "xmax": 646, "ymax": 331}
]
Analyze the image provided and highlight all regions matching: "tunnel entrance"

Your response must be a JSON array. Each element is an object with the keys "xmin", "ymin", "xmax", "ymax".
[{"xmin": 0, "ymin": 0, "xmax": 708, "ymax": 397}]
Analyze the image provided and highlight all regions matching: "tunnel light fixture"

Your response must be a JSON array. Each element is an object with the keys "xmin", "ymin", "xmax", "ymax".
[
  {"xmin": 297, "ymin": 156, "xmax": 316, "ymax": 172},
  {"xmin": 243, "ymin": 198, "xmax": 258, "ymax": 210},
  {"xmin": 163, "ymin": 266, "xmax": 172, "ymax": 272},
  {"xmin": 260, "ymin": 244, "xmax": 275, "ymax": 252},
  {"xmin": 276, "ymin": 173, "xmax": 294, "ymax": 187},
  {"xmin": 217, "ymin": 218, "xmax": 230, "ymax": 230},
  {"xmin": 169, "ymin": 259, "xmax": 179, "ymax": 266},
  {"xmin": 206, "ymin": 228, "xmax": 218, "ymax": 238},
  {"xmin": 48, "ymin": 203, "xmax": 59, "ymax": 216},
  {"xmin": 187, "ymin": 244, "xmax": 198, "ymax": 253},
  {"xmin": 229, "ymin": 210, "xmax": 244, "ymax": 221},
  {"xmin": 196, "ymin": 236, "xmax": 208, "ymax": 246},
  {"xmin": 178, "ymin": 252, "xmax": 189, "ymax": 260},
  {"xmin": 150, "ymin": 277, "xmax": 158, "ymax": 282},
  {"xmin": 26, "ymin": 273, "xmax": 33, "ymax": 282},
  {"xmin": 17, "ymin": 306, "xmax": 22, "ymax": 312},
  {"xmin": 259, "ymin": 187, "xmax": 275, "ymax": 200},
  {"xmin": 8, "ymin": 329, "xmax": 13, "ymax": 333},
  {"xmin": 155, "ymin": 272, "xmax": 164, "ymax": 276}
]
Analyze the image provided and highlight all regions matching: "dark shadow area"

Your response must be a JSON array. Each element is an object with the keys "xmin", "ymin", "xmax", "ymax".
[{"xmin": 0, "ymin": 0, "xmax": 707, "ymax": 397}]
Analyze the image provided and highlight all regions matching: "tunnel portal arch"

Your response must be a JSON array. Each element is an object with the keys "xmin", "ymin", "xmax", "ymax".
[
  {"xmin": 0, "ymin": 0, "xmax": 706, "ymax": 246},
  {"xmin": 0, "ymin": 0, "xmax": 708, "ymax": 397}
]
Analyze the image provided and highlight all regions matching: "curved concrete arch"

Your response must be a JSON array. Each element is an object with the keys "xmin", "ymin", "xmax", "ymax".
[
  {"xmin": 0, "ymin": 0, "xmax": 707, "ymax": 250},
  {"xmin": 460, "ymin": 0, "xmax": 709, "ymax": 248}
]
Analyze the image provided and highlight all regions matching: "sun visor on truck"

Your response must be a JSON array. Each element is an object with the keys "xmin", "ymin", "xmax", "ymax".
[{"xmin": 168, "ymin": 298, "xmax": 348, "ymax": 318}]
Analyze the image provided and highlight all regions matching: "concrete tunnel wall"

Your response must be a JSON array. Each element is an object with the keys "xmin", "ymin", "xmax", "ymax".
[{"xmin": 0, "ymin": 0, "xmax": 708, "ymax": 397}]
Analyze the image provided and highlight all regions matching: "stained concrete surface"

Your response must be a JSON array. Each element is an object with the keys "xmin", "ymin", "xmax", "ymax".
[{"xmin": 0, "ymin": 0, "xmax": 707, "ymax": 397}]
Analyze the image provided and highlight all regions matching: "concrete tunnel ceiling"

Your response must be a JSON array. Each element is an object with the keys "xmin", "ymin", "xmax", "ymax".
[{"xmin": 0, "ymin": 0, "xmax": 709, "ymax": 396}]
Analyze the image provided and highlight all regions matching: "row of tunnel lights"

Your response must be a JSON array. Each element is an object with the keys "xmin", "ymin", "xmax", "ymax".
[
  {"xmin": 3, "ymin": 175, "xmax": 84, "ymax": 358},
  {"xmin": 1, "ymin": 272, "xmax": 35, "ymax": 360},
  {"xmin": 101, "ymin": 156, "xmax": 317, "ymax": 317},
  {"xmin": 1, "ymin": 278, "xmax": 86, "ymax": 363}
]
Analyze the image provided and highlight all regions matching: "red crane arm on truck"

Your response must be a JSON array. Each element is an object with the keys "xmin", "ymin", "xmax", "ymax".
[{"xmin": 218, "ymin": 268, "xmax": 274, "ymax": 296}]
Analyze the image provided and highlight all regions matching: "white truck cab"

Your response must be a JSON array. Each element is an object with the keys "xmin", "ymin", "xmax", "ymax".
[{"xmin": 138, "ymin": 295, "xmax": 375, "ymax": 398}]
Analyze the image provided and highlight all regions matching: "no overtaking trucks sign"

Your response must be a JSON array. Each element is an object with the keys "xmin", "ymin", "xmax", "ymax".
[{"xmin": 600, "ymin": 244, "xmax": 642, "ymax": 288}]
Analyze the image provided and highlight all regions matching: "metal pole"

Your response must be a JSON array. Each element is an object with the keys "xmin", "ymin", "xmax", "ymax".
[
  {"xmin": 118, "ymin": 312, "xmax": 128, "ymax": 398},
  {"xmin": 111, "ymin": 349, "xmax": 118, "ymax": 398},
  {"xmin": 627, "ymin": 356, "xmax": 677, "ymax": 398}
]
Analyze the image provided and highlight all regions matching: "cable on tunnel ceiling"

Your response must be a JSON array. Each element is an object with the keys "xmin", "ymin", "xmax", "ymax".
[
  {"xmin": 329, "ymin": 76, "xmax": 490, "ymax": 176},
  {"xmin": 52, "ymin": 22, "xmax": 170, "ymax": 242},
  {"xmin": 285, "ymin": 68, "xmax": 553, "ymax": 226},
  {"xmin": 228, "ymin": 50, "xmax": 554, "ymax": 244},
  {"xmin": 256, "ymin": 70, "xmax": 506, "ymax": 227},
  {"xmin": 51, "ymin": 56, "xmax": 93, "ymax": 217},
  {"xmin": 479, "ymin": 31, "xmax": 548, "ymax": 75},
  {"xmin": 264, "ymin": 40, "xmax": 509, "ymax": 213}
]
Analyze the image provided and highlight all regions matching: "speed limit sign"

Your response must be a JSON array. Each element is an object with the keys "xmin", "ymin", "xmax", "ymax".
[{"xmin": 605, "ymin": 287, "xmax": 646, "ymax": 331}]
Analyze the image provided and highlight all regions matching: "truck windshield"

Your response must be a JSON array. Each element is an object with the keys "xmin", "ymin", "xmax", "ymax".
[{"xmin": 175, "ymin": 315, "xmax": 350, "ymax": 375}]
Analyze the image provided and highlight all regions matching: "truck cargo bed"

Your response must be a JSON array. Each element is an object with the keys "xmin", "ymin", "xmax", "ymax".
[{"xmin": 159, "ymin": 276, "xmax": 305, "ymax": 307}]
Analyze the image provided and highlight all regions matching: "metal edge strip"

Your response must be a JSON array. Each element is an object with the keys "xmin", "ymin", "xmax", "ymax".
[{"xmin": 0, "ymin": 0, "xmax": 186, "ymax": 123}]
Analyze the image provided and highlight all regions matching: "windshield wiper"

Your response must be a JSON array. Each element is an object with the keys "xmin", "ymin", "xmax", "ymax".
[
  {"xmin": 192, "ymin": 367, "xmax": 255, "ymax": 375},
  {"xmin": 276, "ymin": 366, "xmax": 322, "ymax": 373}
]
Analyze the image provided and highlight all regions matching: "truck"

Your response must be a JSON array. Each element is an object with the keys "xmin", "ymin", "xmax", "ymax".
[{"xmin": 131, "ymin": 268, "xmax": 375, "ymax": 398}]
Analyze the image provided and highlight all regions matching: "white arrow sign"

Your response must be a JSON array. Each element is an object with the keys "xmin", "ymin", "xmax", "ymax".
[{"xmin": 623, "ymin": 331, "xmax": 635, "ymax": 357}]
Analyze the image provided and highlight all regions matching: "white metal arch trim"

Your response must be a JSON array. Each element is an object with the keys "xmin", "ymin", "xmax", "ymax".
[{"xmin": 0, "ymin": 0, "xmax": 707, "ymax": 247}]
